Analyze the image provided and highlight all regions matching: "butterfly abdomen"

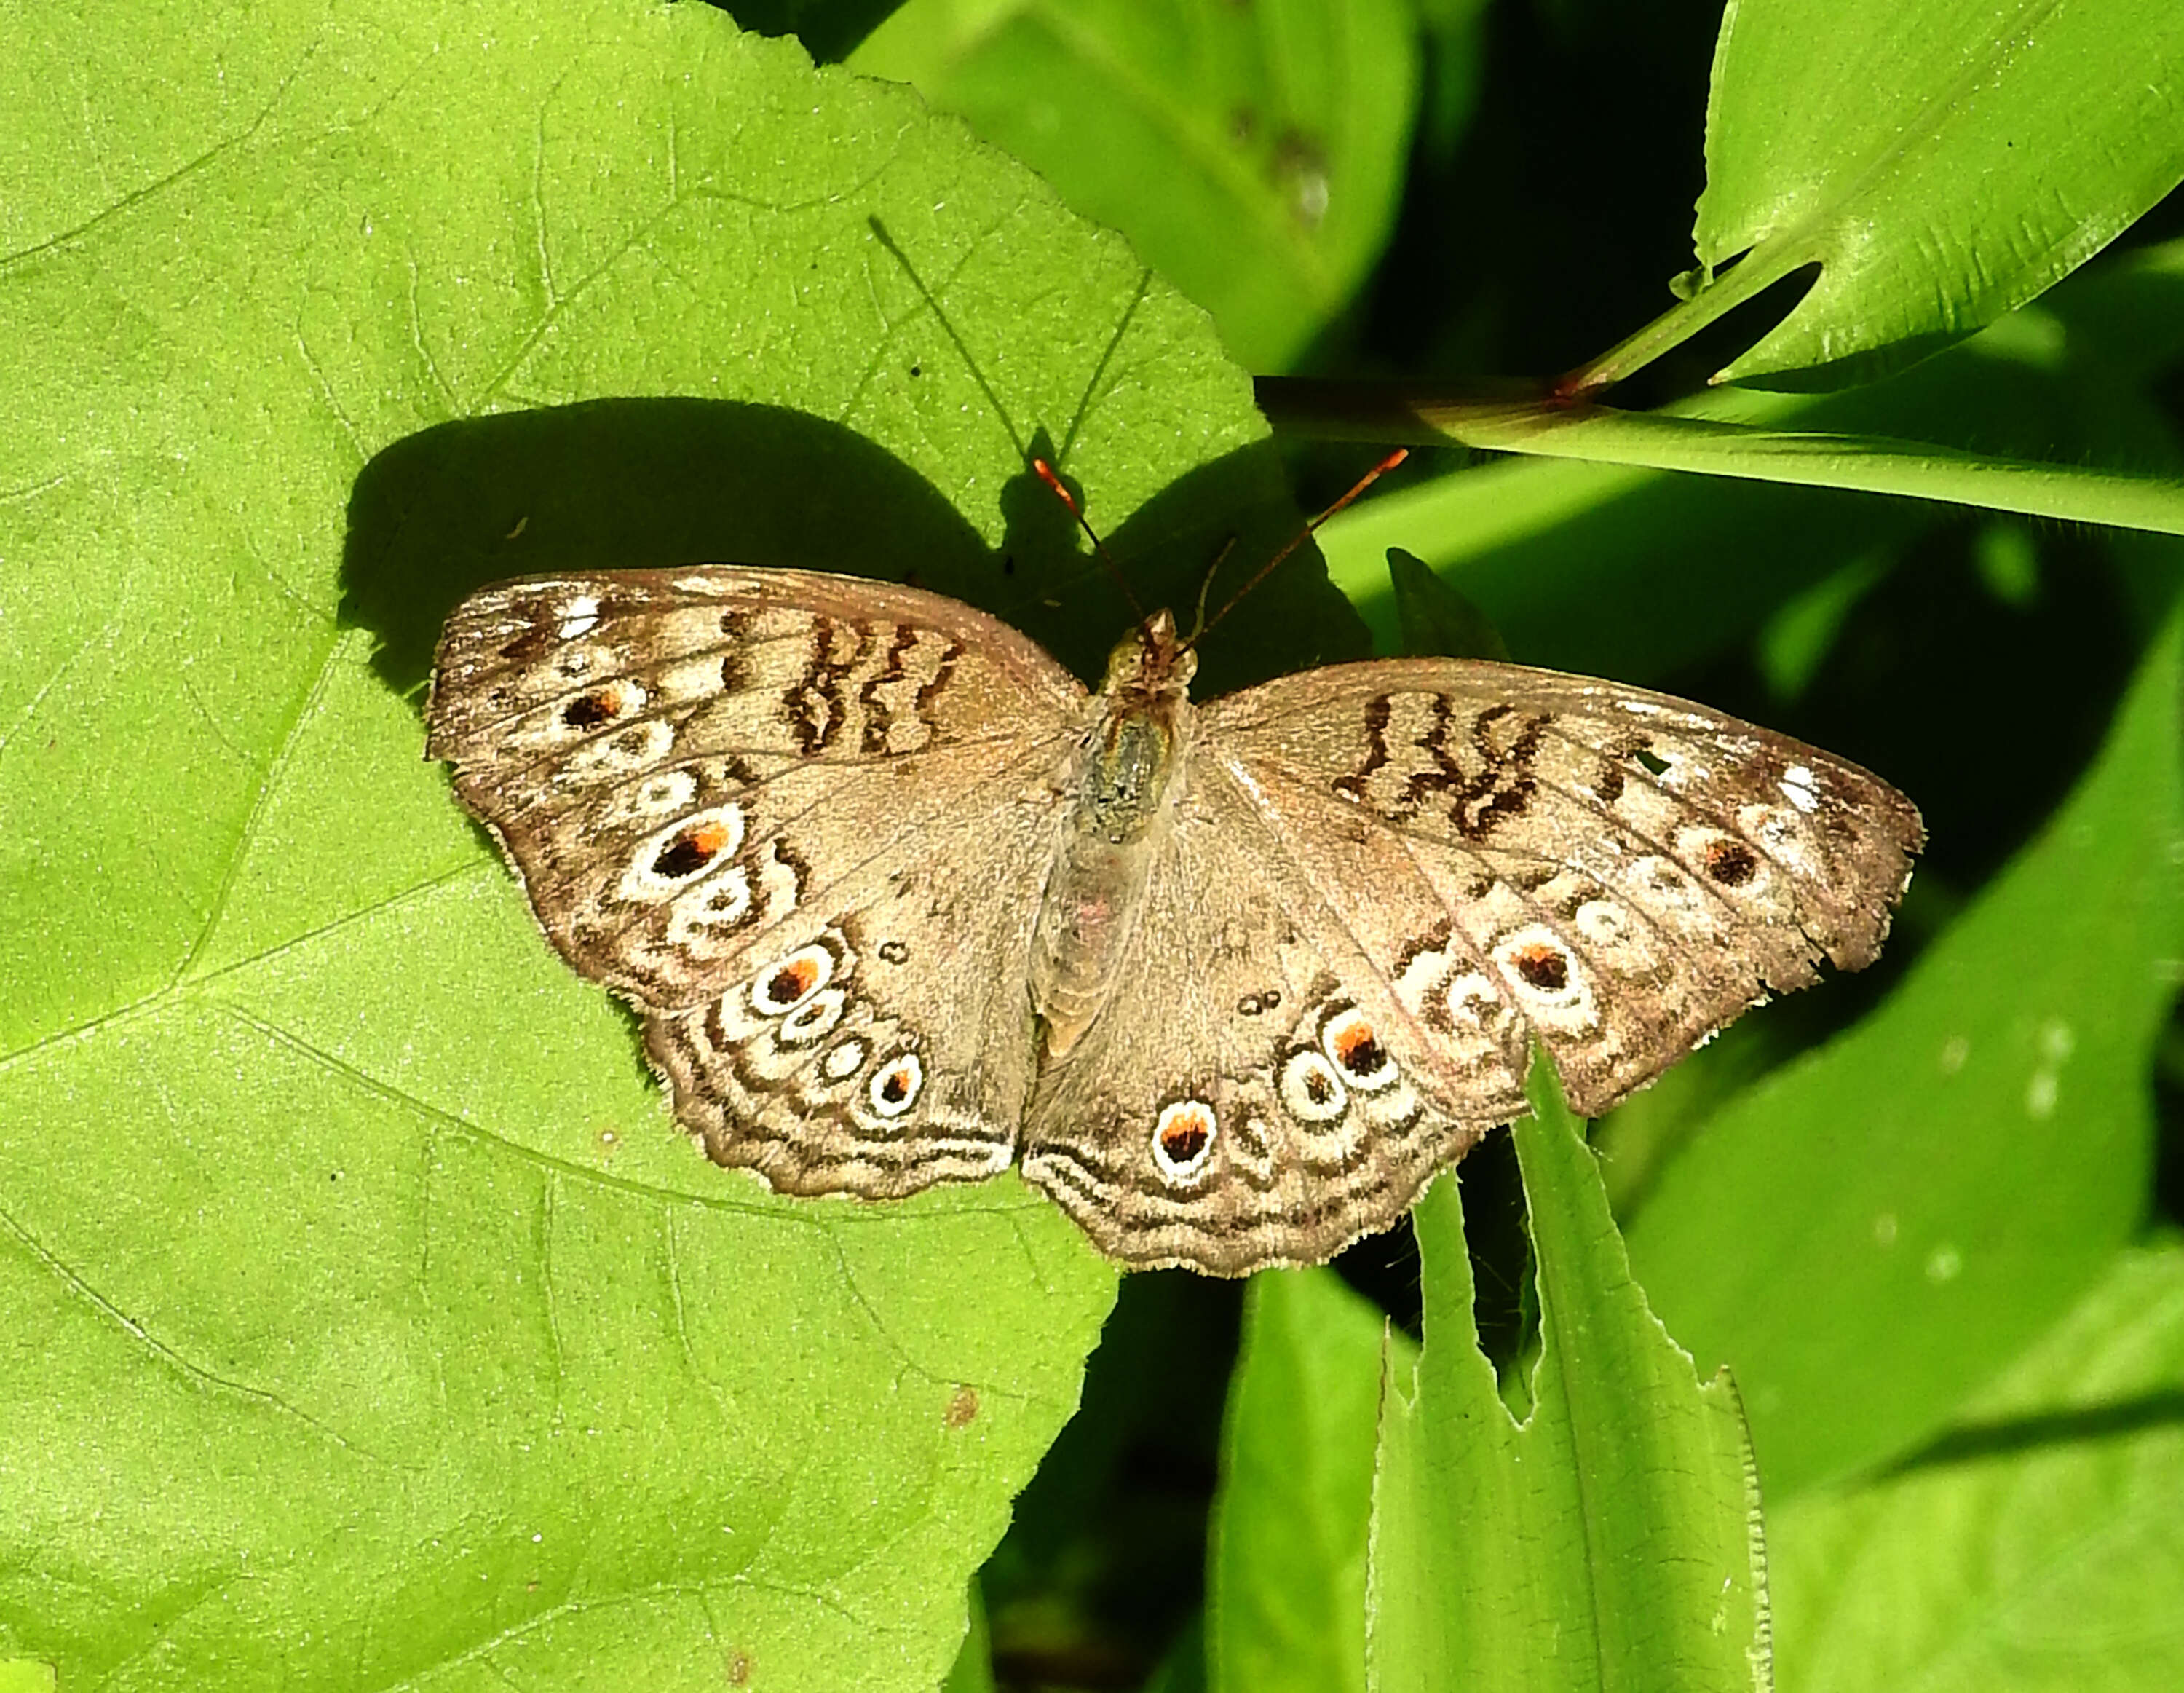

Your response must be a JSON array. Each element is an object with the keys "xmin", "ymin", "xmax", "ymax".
[{"xmin": 1029, "ymin": 654, "xmax": 1197, "ymax": 1065}]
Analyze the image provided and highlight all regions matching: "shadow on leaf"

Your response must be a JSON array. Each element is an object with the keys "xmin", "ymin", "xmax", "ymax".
[{"xmin": 337, "ymin": 397, "xmax": 1367, "ymax": 703}]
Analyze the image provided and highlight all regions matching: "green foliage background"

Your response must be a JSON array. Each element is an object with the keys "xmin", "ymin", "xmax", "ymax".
[{"xmin": 3, "ymin": 1, "xmax": 2181, "ymax": 1690}]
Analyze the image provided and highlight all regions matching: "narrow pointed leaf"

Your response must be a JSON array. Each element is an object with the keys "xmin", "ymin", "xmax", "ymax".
[
  {"xmin": 1209, "ymin": 1268, "xmax": 1409, "ymax": 1693},
  {"xmin": 1367, "ymin": 1064, "xmax": 1768, "ymax": 1692}
]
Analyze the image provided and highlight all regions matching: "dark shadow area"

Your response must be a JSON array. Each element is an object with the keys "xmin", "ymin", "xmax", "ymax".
[
  {"xmin": 1334, "ymin": 1211, "xmax": 1424, "ymax": 1338},
  {"xmin": 1883, "ymin": 1389, "xmax": 2184, "ymax": 1475},
  {"xmin": 1330, "ymin": 1127, "xmax": 1538, "ymax": 1381},
  {"xmin": 341, "ymin": 397, "xmax": 1018, "ymax": 695},
  {"xmin": 338, "ymin": 396, "xmax": 1367, "ymax": 705},
  {"xmin": 985, "ymin": 1270, "xmax": 1242, "ymax": 1692},
  {"xmin": 703, "ymin": 0, "xmax": 903, "ymax": 65},
  {"xmin": 1356, "ymin": 0, "xmax": 1717, "ymax": 390}
]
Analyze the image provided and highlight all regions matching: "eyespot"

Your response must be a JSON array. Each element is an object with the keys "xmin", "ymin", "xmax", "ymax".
[
  {"xmin": 559, "ymin": 678, "xmax": 645, "ymax": 730},
  {"xmin": 776, "ymin": 987, "xmax": 847, "ymax": 1046},
  {"xmin": 1279, "ymin": 1049, "xmax": 1349, "ymax": 1125},
  {"xmin": 868, "ymin": 1053, "xmax": 924, "ymax": 1118},
  {"xmin": 750, "ymin": 942, "xmax": 836, "ymax": 1017},
  {"xmin": 649, "ymin": 806, "xmax": 743, "ymax": 881},
  {"xmin": 1152, "ymin": 1100, "xmax": 1216, "ymax": 1182},
  {"xmin": 560, "ymin": 690, "xmax": 613, "ymax": 730},
  {"xmin": 1443, "ymin": 971, "xmax": 1506, "ymax": 1030},
  {"xmin": 1573, "ymin": 899, "xmax": 1629, "ymax": 944},
  {"xmin": 1319, "ymin": 1006, "xmax": 1398, "ymax": 1092},
  {"xmin": 566, "ymin": 717, "xmax": 674, "ymax": 781},
  {"xmin": 1700, "ymin": 835, "xmax": 1759, "ymax": 888},
  {"xmin": 633, "ymin": 771, "xmax": 698, "ymax": 816},
  {"xmin": 1631, "ymin": 855, "xmax": 1700, "ymax": 912},
  {"xmin": 1501, "ymin": 937, "xmax": 1570, "ymax": 995},
  {"xmin": 619, "ymin": 805, "xmax": 743, "ymax": 900},
  {"xmin": 1492, "ymin": 926, "xmax": 1598, "ymax": 1030},
  {"xmin": 666, "ymin": 867, "xmax": 753, "ymax": 944}
]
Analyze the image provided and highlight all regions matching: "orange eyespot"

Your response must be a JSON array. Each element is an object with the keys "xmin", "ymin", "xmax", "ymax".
[
  {"xmin": 654, "ymin": 821, "xmax": 730, "ymax": 880},
  {"xmin": 1704, "ymin": 838, "xmax": 1758, "ymax": 886},
  {"xmin": 767, "ymin": 960, "xmax": 817, "ymax": 1004},
  {"xmin": 750, "ymin": 942, "xmax": 836, "ymax": 1018},
  {"xmin": 1160, "ymin": 1117, "xmax": 1209, "ymax": 1163},
  {"xmin": 1154, "ymin": 1101, "xmax": 1216, "ymax": 1174},
  {"xmin": 1510, "ymin": 943, "xmax": 1569, "ymax": 992},
  {"xmin": 561, "ymin": 689, "xmax": 620, "ymax": 728},
  {"xmin": 1331, "ymin": 1020, "xmax": 1385, "ymax": 1078},
  {"xmin": 869, "ymin": 1054, "xmax": 925, "ymax": 1117}
]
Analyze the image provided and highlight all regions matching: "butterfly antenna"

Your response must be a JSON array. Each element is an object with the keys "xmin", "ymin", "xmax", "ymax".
[
  {"xmin": 1033, "ymin": 457, "xmax": 1147, "ymax": 623},
  {"xmin": 1187, "ymin": 447, "xmax": 1409, "ymax": 651},
  {"xmin": 1185, "ymin": 535, "xmax": 1241, "ymax": 643}
]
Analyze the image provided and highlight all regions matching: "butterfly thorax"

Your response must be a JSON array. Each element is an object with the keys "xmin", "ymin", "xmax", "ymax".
[{"xmin": 1029, "ymin": 612, "xmax": 1199, "ymax": 1065}]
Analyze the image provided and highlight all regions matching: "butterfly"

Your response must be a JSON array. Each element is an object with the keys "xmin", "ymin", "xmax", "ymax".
[{"xmin": 425, "ymin": 561, "xmax": 1921, "ymax": 1275}]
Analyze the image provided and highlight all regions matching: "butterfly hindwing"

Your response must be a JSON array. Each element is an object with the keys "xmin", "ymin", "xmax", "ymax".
[
  {"xmin": 1020, "ymin": 765, "xmax": 1522, "ymax": 1273},
  {"xmin": 641, "ymin": 761, "xmax": 1063, "ymax": 1198}
]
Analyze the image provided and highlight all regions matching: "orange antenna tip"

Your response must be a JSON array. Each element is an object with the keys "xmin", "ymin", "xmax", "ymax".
[
  {"xmin": 1029, "ymin": 455, "xmax": 1144, "ymax": 620},
  {"xmin": 1032, "ymin": 458, "xmax": 1083, "ymax": 516},
  {"xmin": 1187, "ymin": 444, "xmax": 1412, "ymax": 648}
]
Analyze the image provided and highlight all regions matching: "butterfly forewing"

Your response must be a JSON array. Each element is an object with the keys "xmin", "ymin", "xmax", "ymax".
[
  {"xmin": 1200, "ymin": 659, "xmax": 1923, "ymax": 1117},
  {"xmin": 428, "ymin": 569, "xmax": 1086, "ymax": 1006}
]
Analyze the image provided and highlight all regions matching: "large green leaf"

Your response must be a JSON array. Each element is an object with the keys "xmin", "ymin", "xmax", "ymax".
[
  {"xmin": 852, "ymin": 0, "xmax": 1423, "ymax": 369},
  {"xmin": 1772, "ymin": 1242, "xmax": 2184, "ymax": 1693},
  {"xmin": 1627, "ymin": 607, "xmax": 2184, "ymax": 1499},
  {"xmin": 1663, "ymin": 0, "xmax": 2184, "ymax": 385},
  {"xmin": 0, "ymin": 4, "xmax": 1361, "ymax": 1686},
  {"xmin": 1207, "ymin": 1268, "xmax": 1409, "ymax": 1693},
  {"xmin": 1367, "ymin": 1067, "xmax": 1768, "ymax": 1692}
]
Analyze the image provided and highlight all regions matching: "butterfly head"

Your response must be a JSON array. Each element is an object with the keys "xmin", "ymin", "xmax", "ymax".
[{"xmin": 1099, "ymin": 609, "xmax": 1198, "ymax": 706}]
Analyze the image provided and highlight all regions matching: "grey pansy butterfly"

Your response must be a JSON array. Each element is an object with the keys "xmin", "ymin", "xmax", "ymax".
[{"xmin": 426, "ymin": 561, "xmax": 1921, "ymax": 1276}]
